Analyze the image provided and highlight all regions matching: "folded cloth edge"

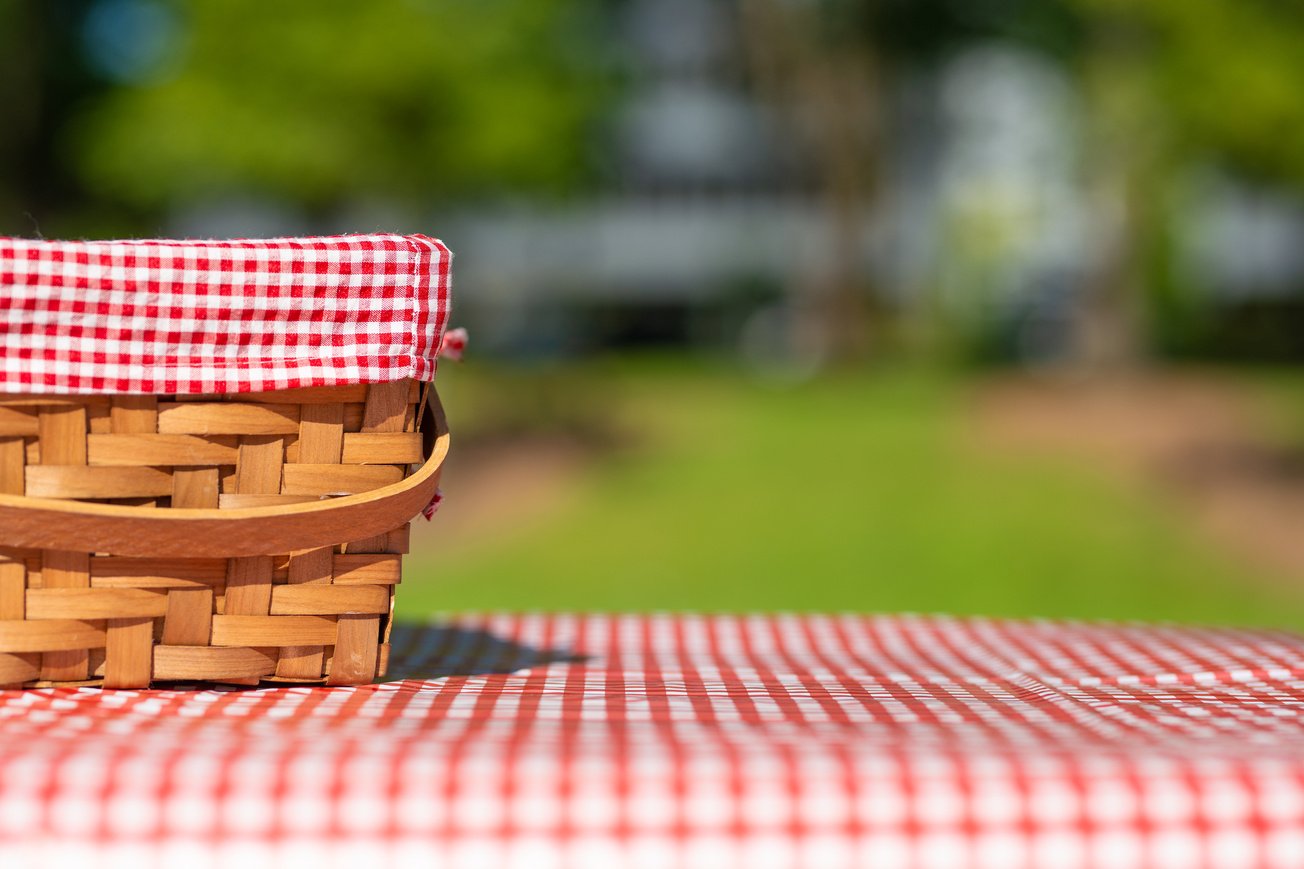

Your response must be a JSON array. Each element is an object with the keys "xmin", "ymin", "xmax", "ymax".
[{"xmin": 0, "ymin": 233, "xmax": 453, "ymax": 395}]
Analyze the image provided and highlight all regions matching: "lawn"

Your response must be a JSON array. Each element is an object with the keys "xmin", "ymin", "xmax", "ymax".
[{"xmin": 401, "ymin": 358, "xmax": 1304, "ymax": 627}]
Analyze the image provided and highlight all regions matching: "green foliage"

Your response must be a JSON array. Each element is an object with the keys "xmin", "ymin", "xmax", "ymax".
[
  {"xmin": 401, "ymin": 360, "xmax": 1302, "ymax": 626},
  {"xmin": 71, "ymin": 0, "xmax": 605, "ymax": 209},
  {"xmin": 1075, "ymin": 0, "xmax": 1304, "ymax": 189}
]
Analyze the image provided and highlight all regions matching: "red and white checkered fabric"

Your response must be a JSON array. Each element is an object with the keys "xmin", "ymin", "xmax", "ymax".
[
  {"xmin": 0, "ymin": 234, "xmax": 452, "ymax": 395},
  {"xmin": 3, "ymin": 614, "xmax": 1304, "ymax": 868}
]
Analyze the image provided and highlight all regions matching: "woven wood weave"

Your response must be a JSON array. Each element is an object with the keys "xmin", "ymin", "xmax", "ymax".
[{"xmin": 0, "ymin": 379, "xmax": 439, "ymax": 689}]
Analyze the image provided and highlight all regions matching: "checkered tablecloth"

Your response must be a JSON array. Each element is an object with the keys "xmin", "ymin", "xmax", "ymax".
[
  {"xmin": 3, "ymin": 614, "xmax": 1304, "ymax": 868},
  {"xmin": 0, "ymin": 234, "xmax": 452, "ymax": 394}
]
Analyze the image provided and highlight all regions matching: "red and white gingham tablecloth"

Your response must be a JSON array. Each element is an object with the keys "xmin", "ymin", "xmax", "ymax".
[
  {"xmin": 0, "ymin": 234, "xmax": 452, "ymax": 395},
  {"xmin": 3, "ymin": 614, "xmax": 1304, "ymax": 869}
]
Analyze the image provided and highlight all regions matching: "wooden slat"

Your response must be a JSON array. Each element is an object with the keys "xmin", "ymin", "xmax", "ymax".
[
  {"xmin": 327, "ymin": 614, "xmax": 380, "ymax": 685},
  {"xmin": 0, "ymin": 620, "xmax": 106, "ymax": 652},
  {"xmin": 172, "ymin": 468, "xmax": 220, "ymax": 508},
  {"xmin": 88, "ymin": 405, "xmax": 112, "ymax": 434},
  {"xmin": 224, "ymin": 556, "xmax": 273, "ymax": 615},
  {"xmin": 103, "ymin": 617, "xmax": 153, "ymax": 688},
  {"xmin": 26, "ymin": 466, "xmax": 173, "ymax": 499},
  {"xmin": 205, "ymin": 384, "xmax": 419, "ymax": 406},
  {"xmin": 387, "ymin": 524, "xmax": 411, "ymax": 555},
  {"xmin": 269, "ymin": 585, "xmax": 388, "ymax": 616},
  {"xmin": 343, "ymin": 534, "xmax": 388, "ymax": 554},
  {"xmin": 0, "ymin": 653, "xmax": 39, "ymax": 685},
  {"xmin": 115, "ymin": 497, "xmax": 160, "ymax": 508},
  {"xmin": 210, "ymin": 615, "xmax": 338, "ymax": 647},
  {"xmin": 274, "ymin": 646, "xmax": 325, "ymax": 680},
  {"xmin": 381, "ymin": 580, "xmax": 395, "ymax": 648},
  {"xmin": 89, "ymin": 434, "xmax": 238, "ymax": 466},
  {"xmin": 90, "ymin": 557, "xmax": 226, "ymax": 589},
  {"xmin": 110, "ymin": 396, "xmax": 159, "ymax": 434},
  {"xmin": 343, "ymin": 404, "xmax": 365, "ymax": 432},
  {"xmin": 26, "ymin": 588, "xmax": 168, "ymax": 620},
  {"xmin": 288, "ymin": 547, "xmax": 333, "ymax": 585},
  {"xmin": 341, "ymin": 533, "xmax": 397, "ymax": 554},
  {"xmin": 341, "ymin": 433, "xmax": 424, "ymax": 464},
  {"xmin": 38, "ymin": 406, "xmax": 87, "ymax": 465},
  {"xmin": 331, "ymin": 554, "xmax": 402, "ymax": 586},
  {"xmin": 0, "ymin": 395, "xmax": 110, "ymax": 407},
  {"xmin": 0, "ymin": 408, "xmax": 38, "ymax": 436},
  {"xmin": 217, "ymin": 494, "xmax": 321, "ymax": 509},
  {"xmin": 234, "ymin": 436, "xmax": 284, "ymax": 494},
  {"xmin": 221, "ymin": 385, "xmax": 371, "ymax": 405},
  {"xmin": 44, "ymin": 551, "xmax": 90, "ymax": 586},
  {"xmin": 0, "ymin": 438, "xmax": 23, "ymax": 495},
  {"xmin": 0, "ymin": 559, "xmax": 25, "ymax": 619},
  {"xmin": 161, "ymin": 588, "xmax": 214, "ymax": 646},
  {"xmin": 361, "ymin": 381, "xmax": 411, "ymax": 433},
  {"xmin": 41, "ymin": 550, "xmax": 90, "ymax": 680},
  {"xmin": 153, "ymin": 645, "xmax": 276, "ymax": 680},
  {"xmin": 158, "ymin": 403, "xmax": 299, "ymax": 435},
  {"xmin": 298, "ymin": 403, "xmax": 345, "ymax": 464},
  {"xmin": 377, "ymin": 643, "xmax": 391, "ymax": 679},
  {"xmin": 276, "ymin": 546, "xmax": 334, "ymax": 679},
  {"xmin": 281, "ymin": 464, "xmax": 402, "ymax": 496}
]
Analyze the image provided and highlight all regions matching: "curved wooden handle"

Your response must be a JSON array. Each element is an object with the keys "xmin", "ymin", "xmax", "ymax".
[{"xmin": 0, "ymin": 395, "xmax": 450, "ymax": 558}]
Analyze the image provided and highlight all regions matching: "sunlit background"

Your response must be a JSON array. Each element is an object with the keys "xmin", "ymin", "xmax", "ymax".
[{"xmin": 5, "ymin": 0, "xmax": 1304, "ymax": 624}]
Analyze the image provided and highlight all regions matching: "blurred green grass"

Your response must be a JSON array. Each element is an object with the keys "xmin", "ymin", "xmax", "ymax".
[{"xmin": 402, "ymin": 358, "xmax": 1304, "ymax": 627}]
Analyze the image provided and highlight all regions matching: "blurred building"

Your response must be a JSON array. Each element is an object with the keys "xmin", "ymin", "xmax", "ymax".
[
  {"xmin": 149, "ymin": 0, "xmax": 1304, "ymax": 363},
  {"xmin": 440, "ymin": 0, "xmax": 851, "ymax": 358}
]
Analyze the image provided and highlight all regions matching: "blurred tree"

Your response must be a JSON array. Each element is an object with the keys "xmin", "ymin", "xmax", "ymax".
[
  {"xmin": 0, "ymin": 0, "xmax": 112, "ymax": 236},
  {"xmin": 69, "ymin": 0, "xmax": 605, "ymax": 216},
  {"xmin": 1070, "ymin": 0, "xmax": 1304, "ymax": 366},
  {"xmin": 0, "ymin": 1, "xmax": 41, "ymax": 228},
  {"xmin": 738, "ymin": 0, "xmax": 1083, "ymax": 365},
  {"xmin": 738, "ymin": 0, "xmax": 881, "ymax": 364},
  {"xmin": 1090, "ymin": 0, "xmax": 1304, "ymax": 189}
]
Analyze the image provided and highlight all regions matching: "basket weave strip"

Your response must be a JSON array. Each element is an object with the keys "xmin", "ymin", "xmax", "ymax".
[{"xmin": 0, "ymin": 380, "xmax": 427, "ymax": 688}]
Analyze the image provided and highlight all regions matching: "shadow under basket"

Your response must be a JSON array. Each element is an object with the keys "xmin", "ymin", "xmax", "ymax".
[{"xmin": 0, "ymin": 379, "xmax": 449, "ymax": 689}]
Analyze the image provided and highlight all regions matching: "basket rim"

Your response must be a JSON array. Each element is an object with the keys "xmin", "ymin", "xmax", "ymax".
[{"xmin": 0, "ymin": 392, "xmax": 449, "ymax": 557}]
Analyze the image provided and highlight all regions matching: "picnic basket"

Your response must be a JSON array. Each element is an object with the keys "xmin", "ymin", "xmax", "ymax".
[{"xmin": 0, "ymin": 234, "xmax": 453, "ymax": 689}]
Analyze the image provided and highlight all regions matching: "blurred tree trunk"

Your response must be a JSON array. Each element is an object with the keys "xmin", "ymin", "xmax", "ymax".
[
  {"xmin": 1073, "ymin": 153, "xmax": 1150, "ymax": 373},
  {"xmin": 0, "ymin": 2, "xmax": 42, "ymax": 231},
  {"xmin": 738, "ymin": 0, "xmax": 882, "ymax": 364},
  {"xmin": 1069, "ymin": 25, "xmax": 1169, "ymax": 374},
  {"xmin": 1069, "ymin": 12, "xmax": 1194, "ymax": 373}
]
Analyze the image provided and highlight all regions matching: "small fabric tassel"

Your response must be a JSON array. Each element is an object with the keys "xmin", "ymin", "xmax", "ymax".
[
  {"xmin": 421, "ymin": 487, "xmax": 444, "ymax": 521},
  {"xmin": 439, "ymin": 327, "xmax": 468, "ymax": 361}
]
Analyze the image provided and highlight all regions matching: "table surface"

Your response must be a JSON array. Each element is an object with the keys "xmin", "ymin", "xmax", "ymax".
[{"xmin": 3, "ymin": 614, "xmax": 1304, "ymax": 869}]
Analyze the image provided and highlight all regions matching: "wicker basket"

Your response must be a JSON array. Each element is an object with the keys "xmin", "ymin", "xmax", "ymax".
[{"xmin": 0, "ymin": 379, "xmax": 449, "ymax": 689}]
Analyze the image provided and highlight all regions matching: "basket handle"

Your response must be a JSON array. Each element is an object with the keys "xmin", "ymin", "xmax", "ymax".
[{"xmin": 0, "ymin": 392, "xmax": 450, "ymax": 558}]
